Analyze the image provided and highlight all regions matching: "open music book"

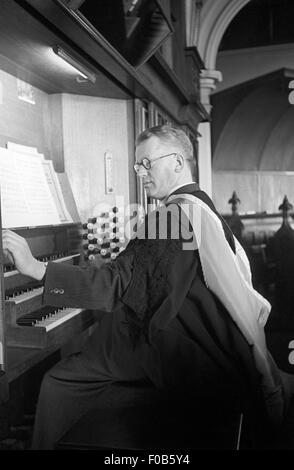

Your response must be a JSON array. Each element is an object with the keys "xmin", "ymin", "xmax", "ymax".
[{"xmin": 0, "ymin": 144, "xmax": 73, "ymax": 228}]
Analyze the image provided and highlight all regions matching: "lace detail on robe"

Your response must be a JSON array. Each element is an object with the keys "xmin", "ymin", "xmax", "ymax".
[{"xmin": 120, "ymin": 237, "xmax": 182, "ymax": 346}]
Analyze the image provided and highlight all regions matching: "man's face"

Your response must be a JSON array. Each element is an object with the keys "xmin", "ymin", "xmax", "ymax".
[{"xmin": 135, "ymin": 136, "xmax": 178, "ymax": 200}]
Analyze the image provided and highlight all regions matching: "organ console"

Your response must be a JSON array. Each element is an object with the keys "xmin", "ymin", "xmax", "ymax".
[
  {"xmin": 4, "ymin": 254, "xmax": 95, "ymax": 350},
  {"xmin": 0, "ymin": 176, "xmax": 99, "ymax": 387},
  {"xmin": 81, "ymin": 207, "xmax": 126, "ymax": 264}
]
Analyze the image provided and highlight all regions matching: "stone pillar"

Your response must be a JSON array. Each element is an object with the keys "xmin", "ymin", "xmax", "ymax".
[
  {"xmin": 198, "ymin": 122, "xmax": 212, "ymax": 196},
  {"xmin": 185, "ymin": 0, "xmax": 203, "ymax": 47},
  {"xmin": 198, "ymin": 69, "xmax": 222, "ymax": 197}
]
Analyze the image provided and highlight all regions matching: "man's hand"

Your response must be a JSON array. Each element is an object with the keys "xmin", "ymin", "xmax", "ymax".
[{"xmin": 2, "ymin": 230, "xmax": 46, "ymax": 280}]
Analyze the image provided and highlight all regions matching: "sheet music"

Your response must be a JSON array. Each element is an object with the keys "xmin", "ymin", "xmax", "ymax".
[
  {"xmin": 56, "ymin": 173, "xmax": 80, "ymax": 223},
  {"xmin": 0, "ymin": 147, "xmax": 61, "ymax": 228},
  {"xmin": 42, "ymin": 160, "xmax": 73, "ymax": 223},
  {"xmin": 7, "ymin": 143, "xmax": 73, "ymax": 223},
  {"xmin": 7, "ymin": 142, "xmax": 39, "ymax": 155}
]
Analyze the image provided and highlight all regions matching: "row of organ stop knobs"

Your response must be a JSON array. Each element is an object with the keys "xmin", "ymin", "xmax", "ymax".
[{"xmin": 82, "ymin": 206, "xmax": 126, "ymax": 262}]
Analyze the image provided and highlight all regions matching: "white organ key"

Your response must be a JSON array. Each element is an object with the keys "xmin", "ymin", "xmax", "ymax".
[
  {"xmin": 54, "ymin": 255, "xmax": 79, "ymax": 264},
  {"xmin": 8, "ymin": 287, "xmax": 44, "ymax": 304},
  {"xmin": 34, "ymin": 308, "xmax": 83, "ymax": 331}
]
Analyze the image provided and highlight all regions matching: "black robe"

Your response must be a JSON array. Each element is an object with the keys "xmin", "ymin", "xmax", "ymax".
[{"xmin": 43, "ymin": 183, "xmax": 266, "ymax": 416}]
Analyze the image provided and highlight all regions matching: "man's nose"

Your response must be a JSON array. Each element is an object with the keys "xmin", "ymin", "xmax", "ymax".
[{"xmin": 137, "ymin": 165, "xmax": 148, "ymax": 177}]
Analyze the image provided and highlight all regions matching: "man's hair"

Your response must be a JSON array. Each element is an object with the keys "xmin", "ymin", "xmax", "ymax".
[
  {"xmin": 136, "ymin": 124, "xmax": 193, "ymax": 159},
  {"xmin": 136, "ymin": 124, "xmax": 197, "ymax": 179}
]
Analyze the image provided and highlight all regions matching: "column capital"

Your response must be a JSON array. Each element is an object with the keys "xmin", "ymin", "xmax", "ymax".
[
  {"xmin": 199, "ymin": 69, "xmax": 222, "ymax": 113},
  {"xmin": 185, "ymin": 0, "xmax": 204, "ymax": 46}
]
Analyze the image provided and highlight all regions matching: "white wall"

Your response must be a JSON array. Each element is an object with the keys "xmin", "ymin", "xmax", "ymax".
[
  {"xmin": 212, "ymin": 44, "xmax": 294, "ymax": 214},
  {"xmin": 215, "ymin": 43, "xmax": 294, "ymax": 93},
  {"xmin": 212, "ymin": 171, "xmax": 294, "ymax": 215},
  {"xmin": 61, "ymin": 94, "xmax": 135, "ymax": 222}
]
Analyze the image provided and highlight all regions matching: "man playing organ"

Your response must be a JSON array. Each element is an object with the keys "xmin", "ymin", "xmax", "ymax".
[{"xmin": 3, "ymin": 125, "xmax": 294, "ymax": 450}]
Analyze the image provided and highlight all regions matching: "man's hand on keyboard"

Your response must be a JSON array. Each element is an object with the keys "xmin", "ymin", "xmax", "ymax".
[{"xmin": 2, "ymin": 229, "xmax": 47, "ymax": 280}]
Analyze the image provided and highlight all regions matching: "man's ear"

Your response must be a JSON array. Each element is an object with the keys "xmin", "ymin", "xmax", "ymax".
[{"xmin": 174, "ymin": 153, "xmax": 184, "ymax": 172}]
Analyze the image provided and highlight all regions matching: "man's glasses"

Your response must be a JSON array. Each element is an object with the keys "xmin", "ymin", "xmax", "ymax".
[{"xmin": 134, "ymin": 152, "xmax": 178, "ymax": 173}]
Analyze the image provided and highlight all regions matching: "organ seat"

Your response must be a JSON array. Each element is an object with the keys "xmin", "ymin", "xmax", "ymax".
[{"xmin": 56, "ymin": 383, "xmax": 246, "ymax": 451}]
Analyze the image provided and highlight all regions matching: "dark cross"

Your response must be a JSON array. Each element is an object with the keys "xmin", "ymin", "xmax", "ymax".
[
  {"xmin": 278, "ymin": 195, "xmax": 293, "ymax": 228},
  {"xmin": 227, "ymin": 191, "xmax": 244, "ymax": 243},
  {"xmin": 228, "ymin": 191, "xmax": 241, "ymax": 215}
]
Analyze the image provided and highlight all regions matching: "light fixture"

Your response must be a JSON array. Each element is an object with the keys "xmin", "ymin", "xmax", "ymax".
[
  {"xmin": 52, "ymin": 45, "xmax": 96, "ymax": 84},
  {"xmin": 17, "ymin": 79, "xmax": 36, "ymax": 104}
]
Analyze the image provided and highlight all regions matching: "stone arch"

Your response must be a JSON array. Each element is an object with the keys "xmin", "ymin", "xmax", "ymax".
[
  {"xmin": 193, "ymin": 0, "xmax": 252, "ymax": 197},
  {"xmin": 198, "ymin": 0, "xmax": 251, "ymax": 70}
]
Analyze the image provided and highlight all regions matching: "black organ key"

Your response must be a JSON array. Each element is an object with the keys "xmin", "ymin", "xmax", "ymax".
[
  {"xmin": 5, "ymin": 282, "xmax": 43, "ymax": 299},
  {"xmin": 16, "ymin": 306, "xmax": 66, "ymax": 327},
  {"xmin": 4, "ymin": 264, "xmax": 15, "ymax": 272},
  {"xmin": 101, "ymin": 242, "xmax": 110, "ymax": 249}
]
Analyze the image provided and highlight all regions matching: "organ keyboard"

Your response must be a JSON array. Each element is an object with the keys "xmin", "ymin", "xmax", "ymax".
[
  {"xmin": 6, "ymin": 305, "xmax": 94, "ymax": 349},
  {"xmin": 0, "ymin": 173, "xmax": 100, "ymax": 376},
  {"xmin": 4, "ymin": 247, "xmax": 96, "ymax": 350},
  {"xmin": 19, "ymin": 306, "xmax": 82, "ymax": 331}
]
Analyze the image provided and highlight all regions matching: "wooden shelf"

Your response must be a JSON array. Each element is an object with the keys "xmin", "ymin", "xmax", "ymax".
[{"xmin": 6, "ymin": 344, "xmax": 61, "ymax": 383}]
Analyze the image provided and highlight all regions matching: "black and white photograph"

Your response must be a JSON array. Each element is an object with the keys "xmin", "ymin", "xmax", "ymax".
[{"xmin": 1, "ymin": 0, "xmax": 294, "ymax": 455}]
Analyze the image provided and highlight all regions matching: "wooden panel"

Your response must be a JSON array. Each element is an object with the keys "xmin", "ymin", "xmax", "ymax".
[
  {"xmin": 61, "ymin": 94, "xmax": 135, "ymax": 221},
  {"xmin": 0, "ymin": 67, "xmax": 53, "ymax": 157},
  {"xmin": 6, "ymin": 295, "xmax": 44, "ymax": 323},
  {"xmin": 213, "ymin": 170, "xmax": 294, "ymax": 215},
  {"xmin": 6, "ymin": 346, "xmax": 61, "ymax": 383},
  {"xmin": 259, "ymin": 173, "xmax": 294, "ymax": 213},
  {"xmin": 0, "ymin": 370, "xmax": 8, "ymax": 402},
  {"xmin": 170, "ymin": 0, "xmax": 187, "ymax": 87},
  {"xmin": 126, "ymin": 100, "xmax": 137, "ymax": 205},
  {"xmin": 212, "ymin": 171, "xmax": 259, "ymax": 214},
  {"xmin": 0, "ymin": 73, "xmax": 135, "ymax": 221},
  {"xmin": 0, "ymin": 67, "xmax": 75, "ymax": 174}
]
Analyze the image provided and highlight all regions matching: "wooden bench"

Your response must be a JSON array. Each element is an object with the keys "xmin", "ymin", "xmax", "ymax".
[{"xmin": 55, "ymin": 383, "xmax": 245, "ymax": 451}]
